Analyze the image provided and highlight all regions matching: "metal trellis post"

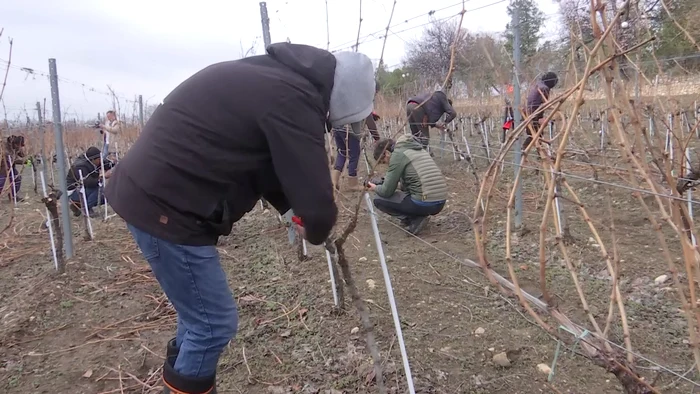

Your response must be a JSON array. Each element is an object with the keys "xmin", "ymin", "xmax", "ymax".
[
  {"xmin": 138, "ymin": 94, "xmax": 144, "ymax": 131},
  {"xmin": 259, "ymin": 2, "xmax": 272, "ymax": 49},
  {"xmin": 512, "ymin": 1, "xmax": 523, "ymax": 229},
  {"xmin": 48, "ymin": 58, "xmax": 75, "ymax": 259}
]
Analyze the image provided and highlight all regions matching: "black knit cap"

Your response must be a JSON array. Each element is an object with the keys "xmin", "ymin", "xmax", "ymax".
[
  {"xmin": 542, "ymin": 72, "xmax": 558, "ymax": 89},
  {"xmin": 86, "ymin": 147, "xmax": 101, "ymax": 160},
  {"xmin": 373, "ymin": 138, "xmax": 395, "ymax": 161}
]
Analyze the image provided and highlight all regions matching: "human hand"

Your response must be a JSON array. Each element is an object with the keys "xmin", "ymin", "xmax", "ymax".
[
  {"xmin": 291, "ymin": 216, "xmax": 306, "ymax": 239},
  {"xmin": 294, "ymin": 224, "xmax": 306, "ymax": 240},
  {"xmin": 367, "ymin": 182, "xmax": 377, "ymax": 191},
  {"xmin": 103, "ymin": 169, "xmax": 113, "ymax": 179},
  {"xmin": 435, "ymin": 122, "xmax": 446, "ymax": 130}
]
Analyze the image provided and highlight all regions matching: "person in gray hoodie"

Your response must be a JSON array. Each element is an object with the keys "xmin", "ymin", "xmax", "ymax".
[{"xmin": 105, "ymin": 43, "xmax": 375, "ymax": 394}]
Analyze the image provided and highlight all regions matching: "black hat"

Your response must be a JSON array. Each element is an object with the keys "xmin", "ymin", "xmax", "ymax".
[
  {"xmin": 542, "ymin": 72, "xmax": 558, "ymax": 89},
  {"xmin": 86, "ymin": 147, "xmax": 101, "ymax": 160},
  {"xmin": 373, "ymin": 138, "xmax": 395, "ymax": 161}
]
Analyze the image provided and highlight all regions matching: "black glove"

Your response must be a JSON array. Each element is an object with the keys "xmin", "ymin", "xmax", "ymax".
[{"xmin": 364, "ymin": 176, "xmax": 384, "ymax": 187}]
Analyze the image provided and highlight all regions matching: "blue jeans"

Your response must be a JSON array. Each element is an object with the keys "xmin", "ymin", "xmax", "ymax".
[
  {"xmin": 70, "ymin": 186, "xmax": 104, "ymax": 209},
  {"xmin": 333, "ymin": 128, "xmax": 361, "ymax": 177},
  {"xmin": 127, "ymin": 224, "xmax": 238, "ymax": 378}
]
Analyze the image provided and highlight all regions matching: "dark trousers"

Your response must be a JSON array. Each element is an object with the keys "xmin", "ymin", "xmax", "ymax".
[
  {"xmin": 70, "ymin": 186, "xmax": 105, "ymax": 210},
  {"xmin": 524, "ymin": 120, "xmax": 541, "ymax": 150},
  {"xmin": 407, "ymin": 102, "xmax": 430, "ymax": 150},
  {"xmin": 373, "ymin": 191, "xmax": 444, "ymax": 219},
  {"xmin": 0, "ymin": 168, "xmax": 21, "ymax": 199},
  {"xmin": 333, "ymin": 128, "xmax": 361, "ymax": 177}
]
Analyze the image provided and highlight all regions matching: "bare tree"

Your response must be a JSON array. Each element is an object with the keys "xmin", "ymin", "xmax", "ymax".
[
  {"xmin": 404, "ymin": 19, "xmax": 469, "ymax": 90},
  {"xmin": 459, "ymin": 32, "xmax": 511, "ymax": 97}
]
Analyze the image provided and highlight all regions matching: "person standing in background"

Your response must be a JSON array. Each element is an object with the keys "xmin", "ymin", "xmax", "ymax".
[
  {"xmin": 523, "ymin": 72, "xmax": 558, "ymax": 149},
  {"xmin": 100, "ymin": 110, "xmax": 122, "ymax": 159},
  {"xmin": 405, "ymin": 90, "xmax": 457, "ymax": 153},
  {"xmin": 330, "ymin": 110, "xmax": 381, "ymax": 192}
]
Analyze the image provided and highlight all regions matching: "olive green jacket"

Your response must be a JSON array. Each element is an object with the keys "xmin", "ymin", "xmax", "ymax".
[{"xmin": 375, "ymin": 135, "xmax": 447, "ymax": 202}]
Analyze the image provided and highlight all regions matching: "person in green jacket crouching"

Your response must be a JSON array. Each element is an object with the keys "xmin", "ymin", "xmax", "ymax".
[{"xmin": 367, "ymin": 135, "xmax": 448, "ymax": 235}]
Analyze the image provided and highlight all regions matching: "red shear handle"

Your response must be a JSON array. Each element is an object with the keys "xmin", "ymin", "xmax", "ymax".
[{"xmin": 292, "ymin": 216, "xmax": 303, "ymax": 226}]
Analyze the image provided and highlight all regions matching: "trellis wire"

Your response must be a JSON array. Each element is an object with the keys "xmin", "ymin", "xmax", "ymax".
[
  {"xmin": 427, "ymin": 142, "xmax": 700, "ymax": 205},
  {"xmin": 353, "ymin": 193, "xmax": 700, "ymax": 388},
  {"xmin": 439, "ymin": 122, "xmax": 700, "ymax": 185}
]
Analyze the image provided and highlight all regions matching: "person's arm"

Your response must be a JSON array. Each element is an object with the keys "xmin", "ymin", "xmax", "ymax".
[
  {"xmin": 374, "ymin": 153, "xmax": 406, "ymax": 198},
  {"xmin": 541, "ymin": 86, "xmax": 551, "ymax": 102},
  {"xmin": 261, "ymin": 190, "xmax": 291, "ymax": 215},
  {"xmin": 365, "ymin": 113, "xmax": 380, "ymax": 141},
  {"xmin": 82, "ymin": 167, "xmax": 101, "ymax": 188},
  {"xmin": 102, "ymin": 121, "xmax": 120, "ymax": 135},
  {"xmin": 260, "ymin": 96, "xmax": 337, "ymax": 245},
  {"xmin": 439, "ymin": 93, "xmax": 457, "ymax": 125},
  {"xmin": 66, "ymin": 166, "xmax": 79, "ymax": 189}
]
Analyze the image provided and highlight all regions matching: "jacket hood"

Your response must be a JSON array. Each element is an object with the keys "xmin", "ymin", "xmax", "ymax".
[
  {"xmin": 75, "ymin": 154, "xmax": 97, "ymax": 169},
  {"xmin": 328, "ymin": 51, "xmax": 375, "ymax": 127},
  {"xmin": 395, "ymin": 134, "xmax": 423, "ymax": 151},
  {"xmin": 266, "ymin": 43, "xmax": 336, "ymax": 112}
]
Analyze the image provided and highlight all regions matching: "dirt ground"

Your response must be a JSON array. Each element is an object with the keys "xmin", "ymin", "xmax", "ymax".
[{"xmin": 1, "ymin": 122, "xmax": 699, "ymax": 394}]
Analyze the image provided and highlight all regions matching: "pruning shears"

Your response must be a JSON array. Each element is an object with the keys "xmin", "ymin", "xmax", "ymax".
[{"xmin": 281, "ymin": 210, "xmax": 304, "ymax": 244}]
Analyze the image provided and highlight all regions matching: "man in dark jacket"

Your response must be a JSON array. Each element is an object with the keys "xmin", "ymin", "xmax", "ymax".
[
  {"xmin": 67, "ymin": 146, "xmax": 112, "ymax": 217},
  {"xmin": 524, "ymin": 71, "xmax": 558, "ymax": 149},
  {"xmin": 368, "ymin": 136, "xmax": 447, "ymax": 235},
  {"xmin": 105, "ymin": 43, "xmax": 375, "ymax": 394},
  {"xmin": 406, "ymin": 90, "xmax": 457, "ymax": 151}
]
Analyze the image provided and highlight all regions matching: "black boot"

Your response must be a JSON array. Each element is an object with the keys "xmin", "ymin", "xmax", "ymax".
[
  {"xmin": 162, "ymin": 338, "xmax": 217, "ymax": 394},
  {"xmin": 407, "ymin": 216, "xmax": 430, "ymax": 235},
  {"xmin": 70, "ymin": 201, "xmax": 82, "ymax": 217},
  {"xmin": 162, "ymin": 360, "xmax": 216, "ymax": 394},
  {"xmin": 166, "ymin": 338, "xmax": 179, "ymax": 367}
]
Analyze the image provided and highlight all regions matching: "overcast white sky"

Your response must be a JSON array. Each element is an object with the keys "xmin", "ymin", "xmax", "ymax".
[{"xmin": 0, "ymin": 0, "xmax": 560, "ymax": 122}]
